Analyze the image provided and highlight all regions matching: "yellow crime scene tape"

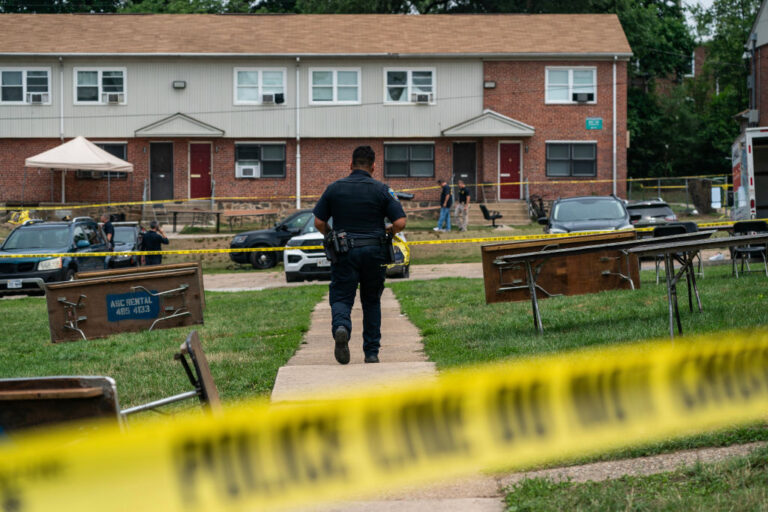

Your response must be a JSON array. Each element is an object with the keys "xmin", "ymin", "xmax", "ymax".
[
  {"xmin": 0, "ymin": 221, "xmax": 745, "ymax": 259},
  {"xmin": 3, "ymin": 328, "xmax": 768, "ymax": 512},
  {"xmin": 7, "ymin": 173, "xmax": 728, "ymax": 211}
]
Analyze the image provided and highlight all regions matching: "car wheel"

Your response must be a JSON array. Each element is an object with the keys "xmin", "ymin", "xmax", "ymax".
[
  {"xmin": 285, "ymin": 272, "xmax": 302, "ymax": 283},
  {"xmin": 401, "ymin": 265, "xmax": 410, "ymax": 279},
  {"xmin": 250, "ymin": 246, "xmax": 277, "ymax": 269}
]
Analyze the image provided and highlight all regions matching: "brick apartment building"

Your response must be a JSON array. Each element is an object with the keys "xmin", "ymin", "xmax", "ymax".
[{"xmin": 0, "ymin": 14, "xmax": 631, "ymax": 207}]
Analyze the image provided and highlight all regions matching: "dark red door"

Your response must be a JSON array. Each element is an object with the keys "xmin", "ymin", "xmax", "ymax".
[
  {"xmin": 499, "ymin": 143, "xmax": 521, "ymax": 200},
  {"xmin": 190, "ymin": 143, "xmax": 211, "ymax": 199}
]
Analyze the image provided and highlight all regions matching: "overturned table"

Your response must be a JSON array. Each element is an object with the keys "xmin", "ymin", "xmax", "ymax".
[
  {"xmin": 629, "ymin": 234, "xmax": 768, "ymax": 339},
  {"xmin": 493, "ymin": 230, "xmax": 715, "ymax": 334}
]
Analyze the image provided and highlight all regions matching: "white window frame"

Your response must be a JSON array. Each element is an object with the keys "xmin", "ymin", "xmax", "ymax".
[
  {"xmin": 308, "ymin": 67, "xmax": 361, "ymax": 105},
  {"xmin": 233, "ymin": 67, "xmax": 287, "ymax": 105},
  {"xmin": 382, "ymin": 67, "xmax": 436, "ymax": 105},
  {"xmin": 73, "ymin": 67, "xmax": 127, "ymax": 105},
  {"xmin": 0, "ymin": 67, "xmax": 52, "ymax": 105},
  {"xmin": 234, "ymin": 141, "xmax": 287, "ymax": 179},
  {"xmin": 545, "ymin": 66, "xmax": 597, "ymax": 105}
]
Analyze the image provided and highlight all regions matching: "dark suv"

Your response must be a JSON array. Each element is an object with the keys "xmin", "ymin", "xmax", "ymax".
[
  {"xmin": 0, "ymin": 218, "xmax": 108, "ymax": 296},
  {"xmin": 539, "ymin": 195, "xmax": 632, "ymax": 234},
  {"xmin": 229, "ymin": 210, "xmax": 314, "ymax": 269},
  {"xmin": 626, "ymin": 200, "xmax": 677, "ymax": 227}
]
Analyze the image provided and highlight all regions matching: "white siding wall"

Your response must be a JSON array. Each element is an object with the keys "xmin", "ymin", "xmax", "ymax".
[{"xmin": 0, "ymin": 57, "xmax": 482, "ymax": 139}]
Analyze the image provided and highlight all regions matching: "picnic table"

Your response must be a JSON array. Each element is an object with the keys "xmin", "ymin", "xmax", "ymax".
[
  {"xmin": 628, "ymin": 233, "xmax": 768, "ymax": 339},
  {"xmin": 493, "ymin": 230, "xmax": 716, "ymax": 334}
]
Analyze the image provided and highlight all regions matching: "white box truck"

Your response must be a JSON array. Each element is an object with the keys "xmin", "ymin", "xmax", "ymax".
[{"xmin": 732, "ymin": 127, "xmax": 768, "ymax": 220}]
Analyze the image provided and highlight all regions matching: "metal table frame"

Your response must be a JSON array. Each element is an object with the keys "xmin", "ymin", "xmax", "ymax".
[
  {"xmin": 629, "ymin": 233, "xmax": 768, "ymax": 339},
  {"xmin": 493, "ymin": 231, "xmax": 716, "ymax": 334}
]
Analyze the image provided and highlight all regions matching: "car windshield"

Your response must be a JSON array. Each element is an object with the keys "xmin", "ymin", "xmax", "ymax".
[
  {"xmin": 281, "ymin": 212, "xmax": 313, "ymax": 231},
  {"xmin": 627, "ymin": 205, "xmax": 673, "ymax": 217},
  {"xmin": 553, "ymin": 200, "xmax": 625, "ymax": 222},
  {"xmin": 113, "ymin": 227, "xmax": 136, "ymax": 244},
  {"xmin": 2, "ymin": 226, "xmax": 70, "ymax": 250}
]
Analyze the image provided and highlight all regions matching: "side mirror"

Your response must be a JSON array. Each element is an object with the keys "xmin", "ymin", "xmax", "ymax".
[
  {"xmin": 537, "ymin": 217, "xmax": 548, "ymax": 226},
  {"xmin": 76, "ymin": 239, "xmax": 90, "ymax": 249}
]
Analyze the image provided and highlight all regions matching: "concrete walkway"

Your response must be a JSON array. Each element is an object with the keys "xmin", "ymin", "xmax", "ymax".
[{"xmin": 271, "ymin": 288, "xmax": 505, "ymax": 511}]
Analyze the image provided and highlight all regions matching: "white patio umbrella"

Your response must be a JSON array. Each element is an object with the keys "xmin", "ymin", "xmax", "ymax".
[{"xmin": 25, "ymin": 135, "xmax": 133, "ymax": 204}]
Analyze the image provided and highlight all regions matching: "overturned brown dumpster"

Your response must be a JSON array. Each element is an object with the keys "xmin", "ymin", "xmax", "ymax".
[
  {"xmin": 481, "ymin": 231, "xmax": 640, "ymax": 304},
  {"xmin": 45, "ymin": 266, "xmax": 204, "ymax": 342}
]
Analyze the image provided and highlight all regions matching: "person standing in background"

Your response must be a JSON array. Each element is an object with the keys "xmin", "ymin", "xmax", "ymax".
[
  {"xmin": 140, "ymin": 220, "xmax": 169, "ymax": 266},
  {"xmin": 434, "ymin": 179, "xmax": 452, "ymax": 232},
  {"xmin": 455, "ymin": 180, "xmax": 471, "ymax": 232}
]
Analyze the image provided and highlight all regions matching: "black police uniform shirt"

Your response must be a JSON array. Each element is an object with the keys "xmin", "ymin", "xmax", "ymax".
[
  {"xmin": 458, "ymin": 187, "xmax": 470, "ymax": 204},
  {"xmin": 103, "ymin": 221, "xmax": 114, "ymax": 244},
  {"xmin": 140, "ymin": 230, "xmax": 169, "ymax": 251},
  {"xmin": 313, "ymin": 169, "xmax": 406, "ymax": 239},
  {"xmin": 440, "ymin": 184, "xmax": 453, "ymax": 208}
]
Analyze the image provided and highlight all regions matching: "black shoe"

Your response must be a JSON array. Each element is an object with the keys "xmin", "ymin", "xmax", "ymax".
[
  {"xmin": 364, "ymin": 354, "xmax": 380, "ymax": 364},
  {"xmin": 333, "ymin": 326, "xmax": 350, "ymax": 365}
]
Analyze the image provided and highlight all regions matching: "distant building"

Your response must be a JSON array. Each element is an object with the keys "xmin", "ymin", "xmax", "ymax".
[
  {"xmin": 0, "ymin": 14, "xmax": 631, "ymax": 205},
  {"xmin": 745, "ymin": 1, "xmax": 768, "ymax": 126}
]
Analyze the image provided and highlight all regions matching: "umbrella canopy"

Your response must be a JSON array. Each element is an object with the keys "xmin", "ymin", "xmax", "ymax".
[{"xmin": 25, "ymin": 136, "xmax": 133, "ymax": 172}]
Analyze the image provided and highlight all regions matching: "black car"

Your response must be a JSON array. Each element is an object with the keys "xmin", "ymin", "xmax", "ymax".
[
  {"xmin": 107, "ymin": 222, "xmax": 142, "ymax": 268},
  {"xmin": 539, "ymin": 195, "xmax": 632, "ymax": 234},
  {"xmin": 626, "ymin": 200, "xmax": 677, "ymax": 227},
  {"xmin": 229, "ymin": 210, "xmax": 315, "ymax": 269},
  {"xmin": 0, "ymin": 217, "xmax": 108, "ymax": 296}
]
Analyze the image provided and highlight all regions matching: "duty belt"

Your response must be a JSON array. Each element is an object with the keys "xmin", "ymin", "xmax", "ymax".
[{"xmin": 348, "ymin": 237, "xmax": 384, "ymax": 248}]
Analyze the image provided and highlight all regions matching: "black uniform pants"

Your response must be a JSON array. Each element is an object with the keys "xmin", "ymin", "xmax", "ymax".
[{"xmin": 329, "ymin": 245, "xmax": 387, "ymax": 357}]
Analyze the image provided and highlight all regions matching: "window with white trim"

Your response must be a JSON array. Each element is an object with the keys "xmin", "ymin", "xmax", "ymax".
[
  {"xmin": 75, "ymin": 68, "xmax": 126, "ymax": 104},
  {"xmin": 545, "ymin": 67, "xmax": 596, "ymax": 104},
  {"xmin": 234, "ymin": 68, "xmax": 286, "ymax": 104},
  {"xmin": 384, "ymin": 144, "xmax": 434, "ymax": 178},
  {"xmin": 546, "ymin": 143, "xmax": 596, "ymax": 177},
  {"xmin": 76, "ymin": 143, "xmax": 128, "ymax": 179},
  {"xmin": 384, "ymin": 69, "xmax": 435, "ymax": 103},
  {"xmin": 310, "ymin": 68, "xmax": 360, "ymax": 104},
  {"xmin": 0, "ymin": 68, "xmax": 50, "ymax": 104},
  {"xmin": 235, "ymin": 143, "xmax": 286, "ymax": 179}
]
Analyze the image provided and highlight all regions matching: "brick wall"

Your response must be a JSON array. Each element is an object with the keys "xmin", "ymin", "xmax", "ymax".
[{"xmin": 483, "ymin": 60, "xmax": 628, "ymax": 200}]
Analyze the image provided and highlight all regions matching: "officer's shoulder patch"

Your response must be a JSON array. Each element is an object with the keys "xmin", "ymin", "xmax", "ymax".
[{"xmin": 388, "ymin": 188, "xmax": 400, "ymax": 202}]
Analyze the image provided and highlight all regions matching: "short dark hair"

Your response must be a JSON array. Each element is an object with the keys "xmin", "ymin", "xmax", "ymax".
[
  {"xmin": 149, "ymin": 220, "xmax": 159, "ymax": 230},
  {"xmin": 352, "ymin": 146, "xmax": 375, "ymax": 168}
]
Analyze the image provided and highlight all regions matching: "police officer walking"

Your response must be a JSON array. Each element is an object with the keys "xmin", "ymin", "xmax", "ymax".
[{"xmin": 313, "ymin": 146, "xmax": 407, "ymax": 365}]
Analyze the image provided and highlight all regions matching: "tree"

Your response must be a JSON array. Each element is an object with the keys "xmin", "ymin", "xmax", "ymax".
[
  {"xmin": 119, "ymin": 0, "xmax": 230, "ymax": 13},
  {"xmin": 0, "ymin": 0, "xmax": 119, "ymax": 12}
]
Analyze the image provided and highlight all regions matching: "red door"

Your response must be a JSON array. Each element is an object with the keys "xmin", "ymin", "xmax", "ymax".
[
  {"xmin": 499, "ymin": 143, "xmax": 521, "ymax": 200},
  {"xmin": 190, "ymin": 143, "xmax": 211, "ymax": 198}
]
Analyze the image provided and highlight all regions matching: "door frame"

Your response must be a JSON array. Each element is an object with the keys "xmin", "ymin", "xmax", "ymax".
[
  {"xmin": 497, "ymin": 141, "xmax": 523, "ymax": 201},
  {"xmin": 187, "ymin": 141, "xmax": 213, "ymax": 199},
  {"xmin": 451, "ymin": 140, "xmax": 478, "ymax": 183},
  {"xmin": 149, "ymin": 141, "xmax": 174, "ymax": 201}
]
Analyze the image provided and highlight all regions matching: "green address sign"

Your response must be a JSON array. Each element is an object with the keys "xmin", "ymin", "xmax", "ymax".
[{"xmin": 586, "ymin": 117, "xmax": 603, "ymax": 130}]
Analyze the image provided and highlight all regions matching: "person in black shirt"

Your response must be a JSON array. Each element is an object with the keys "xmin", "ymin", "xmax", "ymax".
[
  {"xmin": 100, "ymin": 214, "xmax": 114, "ymax": 250},
  {"xmin": 140, "ymin": 220, "xmax": 169, "ymax": 266},
  {"xmin": 313, "ymin": 146, "xmax": 407, "ymax": 365},
  {"xmin": 434, "ymin": 179, "xmax": 452, "ymax": 232},
  {"xmin": 455, "ymin": 179, "xmax": 471, "ymax": 232}
]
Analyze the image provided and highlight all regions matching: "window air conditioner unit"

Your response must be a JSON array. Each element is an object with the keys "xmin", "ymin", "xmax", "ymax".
[
  {"xmin": 573, "ymin": 92, "xmax": 594, "ymax": 103},
  {"xmin": 237, "ymin": 162, "xmax": 260, "ymax": 178},
  {"xmin": 262, "ymin": 93, "xmax": 275, "ymax": 104},
  {"xmin": 27, "ymin": 92, "xmax": 47, "ymax": 104},
  {"xmin": 411, "ymin": 92, "xmax": 433, "ymax": 104},
  {"xmin": 103, "ymin": 93, "xmax": 124, "ymax": 104}
]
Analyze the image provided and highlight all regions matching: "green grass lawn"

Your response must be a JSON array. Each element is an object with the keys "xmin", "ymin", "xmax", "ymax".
[
  {"xmin": 389, "ymin": 265, "xmax": 768, "ymax": 460},
  {"xmin": 0, "ymin": 286, "xmax": 326, "ymax": 409},
  {"xmin": 505, "ymin": 444, "xmax": 768, "ymax": 512}
]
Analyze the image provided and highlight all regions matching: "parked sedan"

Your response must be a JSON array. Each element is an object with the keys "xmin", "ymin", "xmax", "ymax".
[
  {"xmin": 626, "ymin": 200, "xmax": 677, "ymax": 227},
  {"xmin": 539, "ymin": 195, "xmax": 632, "ymax": 234},
  {"xmin": 229, "ymin": 210, "xmax": 314, "ymax": 269},
  {"xmin": 107, "ymin": 222, "xmax": 142, "ymax": 268}
]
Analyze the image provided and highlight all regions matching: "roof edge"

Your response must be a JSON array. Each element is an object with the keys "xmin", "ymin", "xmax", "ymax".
[{"xmin": 0, "ymin": 52, "xmax": 633, "ymax": 59}]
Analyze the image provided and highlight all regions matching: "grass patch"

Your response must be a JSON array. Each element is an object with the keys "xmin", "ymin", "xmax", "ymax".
[
  {"xmin": 389, "ymin": 265, "xmax": 768, "ymax": 459},
  {"xmin": 0, "ymin": 286, "xmax": 326, "ymax": 409},
  {"xmin": 505, "ymin": 444, "xmax": 768, "ymax": 512}
]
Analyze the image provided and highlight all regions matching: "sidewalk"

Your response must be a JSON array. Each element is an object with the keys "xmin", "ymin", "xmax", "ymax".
[{"xmin": 271, "ymin": 289, "xmax": 505, "ymax": 511}]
